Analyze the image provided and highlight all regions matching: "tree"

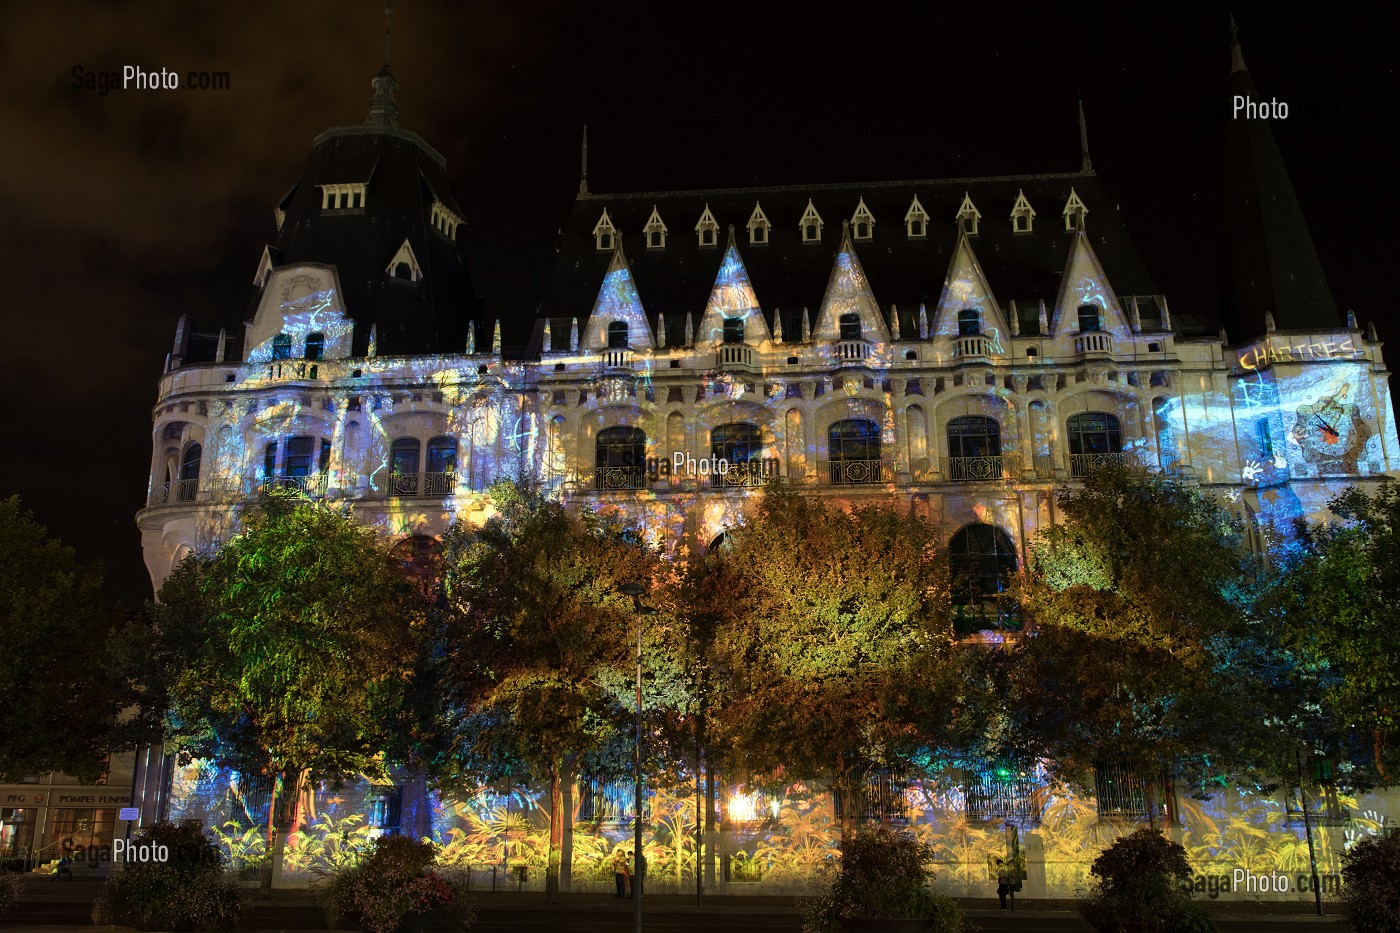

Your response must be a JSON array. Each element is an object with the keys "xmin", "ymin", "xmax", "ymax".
[
  {"xmin": 0, "ymin": 496, "xmax": 120, "ymax": 781},
  {"xmin": 129, "ymin": 497, "xmax": 430, "ymax": 894},
  {"xmin": 697, "ymin": 484, "xmax": 957, "ymax": 838},
  {"xmin": 1267, "ymin": 485, "xmax": 1400, "ymax": 782},
  {"xmin": 1006, "ymin": 464, "xmax": 1260, "ymax": 806},
  {"xmin": 436, "ymin": 478, "xmax": 674, "ymax": 901}
]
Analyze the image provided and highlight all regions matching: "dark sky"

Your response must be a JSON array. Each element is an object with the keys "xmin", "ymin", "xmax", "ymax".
[{"xmin": 0, "ymin": 1, "xmax": 1395, "ymax": 611}]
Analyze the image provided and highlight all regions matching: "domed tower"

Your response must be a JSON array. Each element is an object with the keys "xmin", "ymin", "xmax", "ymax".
[{"xmin": 246, "ymin": 64, "xmax": 480, "ymax": 359}]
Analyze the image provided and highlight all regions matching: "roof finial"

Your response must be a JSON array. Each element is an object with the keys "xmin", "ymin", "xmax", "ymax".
[
  {"xmin": 384, "ymin": 1, "xmax": 394, "ymax": 67},
  {"xmin": 1078, "ymin": 98, "xmax": 1092, "ymax": 172},
  {"xmin": 1230, "ymin": 14, "xmax": 1247, "ymax": 74},
  {"xmin": 579, "ymin": 125, "xmax": 589, "ymax": 195}
]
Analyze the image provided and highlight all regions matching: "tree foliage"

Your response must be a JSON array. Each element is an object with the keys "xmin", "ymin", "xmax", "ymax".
[
  {"xmin": 0, "ymin": 496, "xmax": 120, "ymax": 781},
  {"xmin": 697, "ymin": 485, "xmax": 957, "ymax": 820}
]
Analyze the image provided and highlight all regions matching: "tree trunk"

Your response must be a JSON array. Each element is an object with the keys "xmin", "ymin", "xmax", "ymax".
[
  {"xmin": 546, "ymin": 767, "xmax": 562, "ymax": 903},
  {"xmin": 259, "ymin": 770, "xmax": 304, "ymax": 899},
  {"xmin": 560, "ymin": 769, "xmax": 573, "ymax": 893}
]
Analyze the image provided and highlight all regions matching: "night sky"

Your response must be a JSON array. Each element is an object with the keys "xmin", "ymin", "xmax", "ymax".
[{"xmin": 1, "ymin": 1, "xmax": 1395, "ymax": 611}]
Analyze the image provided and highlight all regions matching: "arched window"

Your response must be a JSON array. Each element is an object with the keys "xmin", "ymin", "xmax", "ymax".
[
  {"xmin": 271, "ymin": 333, "xmax": 292, "ymax": 360},
  {"xmin": 595, "ymin": 426, "xmax": 647, "ymax": 489},
  {"xmin": 425, "ymin": 436, "xmax": 457, "ymax": 494},
  {"xmin": 394, "ymin": 262, "xmax": 412, "ymax": 280},
  {"xmin": 827, "ymin": 419, "xmax": 882, "ymax": 484},
  {"xmin": 1077, "ymin": 304, "xmax": 1101, "ymax": 333},
  {"xmin": 263, "ymin": 441, "xmax": 277, "ymax": 479},
  {"xmin": 958, "ymin": 309, "xmax": 982, "ymax": 337},
  {"xmin": 839, "ymin": 313, "xmax": 861, "ymax": 341},
  {"xmin": 390, "ymin": 438, "xmax": 421, "ymax": 495},
  {"xmin": 304, "ymin": 332, "xmax": 324, "ymax": 361},
  {"xmin": 949, "ymin": 523, "xmax": 1019, "ymax": 632},
  {"xmin": 946, "ymin": 416, "xmax": 1002, "ymax": 481},
  {"xmin": 722, "ymin": 318, "xmax": 744, "ymax": 345},
  {"xmin": 1067, "ymin": 412, "xmax": 1122, "ymax": 454},
  {"xmin": 607, "ymin": 321, "xmax": 629, "ymax": 349},
  {"xmin": 177, "ymin": 443, "xmax": 201, "ymax": 502},
  {"xmin": 711, "ymin": 422, "xmax": 764, "ymax": 487}
]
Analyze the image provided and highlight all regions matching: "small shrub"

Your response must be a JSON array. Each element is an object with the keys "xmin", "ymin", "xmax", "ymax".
[
  {"xmin": 92, "ymin": 820, "xmax": 246, "ymax": 931},
  {"xmin": 1340, "ymin": 831, "xmax": 1400, "ymax": 933},
  {"xmin": 323, "ymin": 835, "xmax": 474, "ymax": 933},
  {"xmin": 1079, "ymin": 827, "xmax": 1215, "ymax": 933},
  {"xmin": 800, "ymin": 824, "xmax": 968, "ymax": 933}
]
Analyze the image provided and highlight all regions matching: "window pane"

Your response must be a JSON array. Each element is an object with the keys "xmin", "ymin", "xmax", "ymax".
[
  {"xmin": 271, "ymin": 334, "xmax": 292, "ymax": 360},
  {"xmin": 304, "ymin": 333, "xmax": 324, "ymax": 361},
  {"xmin": 1078, "ymin": 305, "xmax": 1101, "ymax": 332},
  {"xmin": 839, "ymin": 313, "xmax": 861, "ymax": 341},
  {"xmin": 596, "ymin": 427, "xmax": 645, "ymax": 467},
  {"xmin": 829, "ymin": 419, "xmax": 879, "ymax": 461},
  {"xmin": 608, "ymin": 322, "xmax": 629, "ymax": 349},
  {"xmin": 427, "ymin": 436, "xmax": 457, "ymax": 473},
  {"xmin": 947, "ymin": 416, "xmax": 1001, "ymax": 458},
  {"xmin": 958, "ymin": 309, "xmax": 981, "ymax": 336},
  {"xmin": 285, "ymin": 436, "xmax": 315, "ymax": 477},
  {"xmin": 391, "ymin": 438, "xmax": 420, "ymax": 475},
  {"xmin": 712, "ymin": 423, "xmax": 761, "ymax": 463},
  {"xmin": 723, "ymin": 318, "xmax": 744, "ymax": 345}
]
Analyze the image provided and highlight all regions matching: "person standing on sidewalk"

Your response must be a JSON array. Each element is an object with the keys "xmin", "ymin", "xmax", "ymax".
[
  {"xmin": 995, "ymin": 858, "xmax": 1013, "ymax": 909},
  {"xmin": 612, "ymin": 848, "xmax": 630, "ymax": 897}
]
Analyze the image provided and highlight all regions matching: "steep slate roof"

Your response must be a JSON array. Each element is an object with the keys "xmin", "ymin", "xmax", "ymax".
[
  {"xmin": 535, "ymin": 170, "xmax": 1179, "ymax": 354},
  {"xmin": 181, "ymin": 67, "xmax": 483, "ymax": 364},
  {"xmin": 1224, "ymin": 24, "xmax": 1340, "ymax": 338}
]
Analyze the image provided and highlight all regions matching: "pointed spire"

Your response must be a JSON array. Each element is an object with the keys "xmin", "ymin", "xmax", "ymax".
[
  {"xmin": 802, "ymin": 307, "xmax": 811, "ymax": 342},
  {"xmin": 1347, "ymin": 309, "xmax": 1358, "ymax": 330},
  {"xmin": 542, "ymin": 320, "xmax": 552, "ymax": 353},
  {"xmin": 1220, "ymin": 327, "xmax": 1230, "ymax": 345},
  {"xmin": 1009, "ymin": 300, "xmax": 1020, "ymax": 337},
  {"xmin": 773, "ymin": 308, "xmax": 783, "ymax": 344},
  {"xmin": 1038, "ymin": 299, "xmax": 1049, "ymax": 334},
  {"xmin": 890, "ymin": 304, "xmax": 901, "ymax": 340},
  {"xmin": 215, "ymin": 328, "xmax": 227, "ymax": 363},
  {"xmin": 1230, "ymin": 14, "xmax": 1247, "ymax": 74},
  {"xmin": 1161, "ymin": 297, "xmax": 1173, "ymax": 332},
  {"xmin": 365, "ymin": 65, "xmax": 399, "ymax": 127},
  {"xmin": 570, "ymin": 317, "xmax": 579, "ymax": 351},
  {"xmin": 1078, "ymin": 99, "xmax": 1092, "ymax": 172},
  {"xmin": 368, "ymin": 323, "xmax": 379, "ymax": 357},
  {"xmin": 684, "ymin": 313, "xmax": 694, "ymax": 346},
  {"xmin": 492, "ymin": 320, "xmax": 501, "ymax": 355},
  {"xmin": 579, "ymin": 125, "xmax": 589, "ymax": 195},
  {"xmin": 1265, "ymin": 311, "xmax": 1276, "ymax": 333},
  {"xmin": 383, "ymin": 0, "xmax": 394, "ymax": 67},
  {"xmin": 697, "ymin": 232, "xmax": 768, "ymax": 343},
  {"xmin": 656, "ymin": 312, "xmax": 666, "ymax": 349},
  {"xmin": 1129, "ymin": 297, "xmax": 1142, "ymax": 333},
  {"xmin": 918, "ymin": 303, "xmax": 928, "ymax": 340},
  {"xmin": 466, "ymin": 321, "xmax": 475, "ymax": 354},
  {"xmin": 1367, "ymin": 321, "xmax": 1379, "ymax": 342}
]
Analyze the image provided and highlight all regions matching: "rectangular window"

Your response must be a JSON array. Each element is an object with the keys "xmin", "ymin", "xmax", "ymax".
[
  {"xmin": 263, "ymin": 442, "xmax": 277, "ymax": 479},
  {"xmin": 284, "ymin": 436, "xmax": 315, "ymax": 477}
]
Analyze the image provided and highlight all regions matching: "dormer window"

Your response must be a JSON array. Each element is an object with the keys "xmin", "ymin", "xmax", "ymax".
[
  {"xmin": 851, "ymin": 197, "xmax": 875, "ymax": 241},
  {"xmin": 695, "ymin": 204, "xmax": 719, "ymax": 248},
  {"xmin": 304, "ymin": 332, "xmax": 324, "ymax": 360},
  {"xmin": 592, "ymin": 208, "xmax": 617, "ymax": 251},
  {"xmin": 747, "ymin": 202, "xmax": 771, "ymax": 245},
  {"xmin": 320, "ymin": 183, "xmax": 366, "ymax": 211},
  {"xmin": 272, "ymin": 334, "xmax": 292, "ymax": 360},
  {"xmin": 1010, "ymin": 189, "xmax": 1035, "ymax": 234},
  {"xmin": 799, "ymin": 199, "xmax": 824, "ymax": 244},
  {"xmin": 1063, "ymin": 187, "xmax": 1089, "ymax": 231},
  {"xmin": 430, "ymin": 201, "xmax": 464, "ymax": 240},
  {"xmin": 385, "ymin": 239, "xmax": 423, "ymax": 282},
  {"xmin": 905, "ymin": 194, "xmax": 929, "ymax": 239},
  {"xmin": 722, "ymin": 318, "xmax": 744, "ymax": 345},
  {"xmin": 955, "ymin": 192, "xmax": 981, "ymax": 236},
  {"xmin": 839, "ymin": 313, "xmax": 861, "ymax": 341},
  {"xmin": 643, "ymin": 206, "xmax": 668, "ymax": 249},
  {"xmin": 958, "ymin": 309, "xmax": 982, "ymax": 337},
  {"xmin": 607, "ymin": 321, "xmax": 629, "ymax": 349},
  {"xmin": 1078, "ymin": 304, "xmax": 1102, "ymax": 333}
]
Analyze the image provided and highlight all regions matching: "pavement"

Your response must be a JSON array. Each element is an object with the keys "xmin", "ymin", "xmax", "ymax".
[{"xmin": 0, "ymin": 874, "xmax": 1352, "ymax": 932}]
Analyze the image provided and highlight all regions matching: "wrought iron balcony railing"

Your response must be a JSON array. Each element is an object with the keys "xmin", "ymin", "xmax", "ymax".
[
  {"xmin": 592, "ymin": 465, "xmax": 650, "ymax": 491},
  {"xmin": 258, "ymin": 474, "xmax": 330, "ymax": 498},
  {"xmin": 822, "ymin": 459, "xmax": 888, "ymax": 485},
  {"xmin": 943, "ymin": 455, "xmax": 1018, "ymax": 482},
  {"xmin": 708, "ymin": 459, "xmax": 779, "ymax": 488},
  {"xmin": 1069, "ymin": 452, "xmax": 1131, "ymax": 478},
  {"xmin": 388, "ymin": 471, "xmax": 459, "ymax": 497}
]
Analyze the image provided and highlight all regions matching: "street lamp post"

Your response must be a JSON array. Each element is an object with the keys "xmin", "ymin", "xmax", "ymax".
[{"xmin": 620, "ymin": 583, "xmax": 656, "ymax": 933}]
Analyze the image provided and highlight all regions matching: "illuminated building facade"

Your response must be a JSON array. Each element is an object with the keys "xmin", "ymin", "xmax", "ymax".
[{"xmin": 135, "ymin": 38, "xmax": 1400, "ymax": 898}]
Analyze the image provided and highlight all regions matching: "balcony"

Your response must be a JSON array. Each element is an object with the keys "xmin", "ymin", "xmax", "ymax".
[
  {"xmin": 592, "ymin": 466, "xmax": 650, "ymax": 491},
  {"xmin": 943, "ymin": 455, "xmax": 1019, "ymax": 482},
  {"xmin": 954, "ymin": 334, "xmax": 993, "ymax": 358},
  {"xmin": 388, "ymin": 471, "xmax": 459, "ymax": 497},
  {"xmin": 835, "ymin": 339, "xmax": 871, "ymax": 364},
  {"xmin": 822, "ymin": 459, "xmax": 888, "ymax": 485},
  {"xmin": 1074, "ymin": 332, "xmax": 1113, "ymax": 355},
  {"xmin": 708, "ymin": 459, "xmax": 779, "ymax": 488},
  {"xmin": 1069, "ymin": 452, "xmax": 1131, "ymax": 478},
  {"xmin": 717, "ymin": 343, "xmax": 755, "ymax": 369},
  {"xmin": 148, "ymin": 479, "xmax": 201, "ymax": 507},
  {"xmin": 259, "ymin": 474, "xmax": 330, "ymax": 498},
  {"xmin": 600, "ymin": 348, "xmax": 632, "ymax": 369}
]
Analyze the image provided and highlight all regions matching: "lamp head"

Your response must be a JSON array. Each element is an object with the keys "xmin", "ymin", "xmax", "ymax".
[{"xmin": 619, "ymin": 583, "xmax": 645, "ymax": 597}]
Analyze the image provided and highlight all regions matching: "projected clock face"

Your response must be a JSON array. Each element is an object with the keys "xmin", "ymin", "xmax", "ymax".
[{"xmin": 1291, "ymin": 383, "xmax": 1368, "ymax": 466}]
